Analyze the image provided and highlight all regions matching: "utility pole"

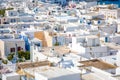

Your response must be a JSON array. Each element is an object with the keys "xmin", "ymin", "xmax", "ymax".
[
  {"xmin": 0, "ymin": 58, "xmax": 2, "ymax": 69},
  {"xmin": 15, "ymin": 43, "xmax": 18, "ymax": 58}
]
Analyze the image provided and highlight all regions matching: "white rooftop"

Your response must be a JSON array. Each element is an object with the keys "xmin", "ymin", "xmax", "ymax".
[
  {"xmin": 24, "ymin": 66, "xmax": 80, "ymax": 79},
  {"xmin": 1, "ymin": 39, "xmax": 24, "ymax": 42},
  {"xmin": 3, "ymin": 72, "xmax": 19, "ymax": 77},
  {"xmin": 82, "ymin": 73, "xmax": 103, "ymax": 80}
]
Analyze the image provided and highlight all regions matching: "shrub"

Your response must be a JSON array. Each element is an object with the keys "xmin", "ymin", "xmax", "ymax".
[
  {"xmin": 54, "ymin": 42, "xmax": 59, "ymax": 46},
  {"xmin": 2, "ymin": 59, "xmax": 8, "ymax": 64},
  {"xmin": 7, "ymin": 53, "xmax": 14, "ymax": 61},
  {"xmin": 18, "ymin": 51, "xmax": 30, "ymax": 60},
  {"xmin": 0, "ymin": 8, "xmax": 13, "ymax": 17},
  {"xmin": 0, "ymin": 9, "xmax": 5, "ymax": 17}
]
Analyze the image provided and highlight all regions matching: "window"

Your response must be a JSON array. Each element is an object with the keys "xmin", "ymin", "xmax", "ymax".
[
  {"xmin": 32, "ymin": 0, "xmax": 35, "ymax": 3},
  {"xmin": 11, "ymin": 19, "xmax": 15, "ymax": 23},
  {"xmin": 10, "ymin": 48, "xmax": 15, "ymax": 52},
  {"xmin": 1, "ymin": 31, "xmax": 3, "ymax": 34},
  {"xmin": 11, "ymin": 12, "xmax": 13, "ymax": 16},
  {"xmin": 17, "ymin": 10, "xmax": 20, "ymax": 13},
  {"xmin": 92, "ymin": 39, "xmax": 95, "ymax": 46},
  {"xmin": 36, "ymin": 17, "xmax": 38, "ymax": 19},
  {"xmin": 17, "ymin": 47, "xmax": 21, "ymax": 51},
  {"xmin": 33, "ymin": 4, "xmax": 35, "ymax": 6},
  {"xmin": 110, "ymin": 52, "xmax": 113, "ymax": 55}
]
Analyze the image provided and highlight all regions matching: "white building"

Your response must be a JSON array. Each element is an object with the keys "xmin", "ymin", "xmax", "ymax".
[
  {"xmin": 54, "ymin": 16, "xmax": 78, "ymax": 23},
  {"xmin": 0, "ymin": 39, "xmax": 25, "ymax": 58},
  {"xmin": 6, "ymin": 10, "xmax": 18, "ymax": 17},
  {"xmin": 26, "ymin": 0, "xmax": 38, "ymax": 9},
  {"xmin": 2, "ymin": 72, "xmax": 20, "ymax": 80},
  {"xmin": 70, "ymin": 35, "xmax": 108, "ymax": 58},
  {"xmin": 30, "ymin": 38, "xmax": 47, "ymax": 62},
  {"xmin": 24, "ymin": 66, "xmax": 81, "ymax": 80},
  {"xmin": 99, "ymin": 8, "xmax": 120, "ymax": 19}
]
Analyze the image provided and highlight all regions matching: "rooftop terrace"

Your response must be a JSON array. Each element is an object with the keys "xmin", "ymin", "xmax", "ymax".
[
  {"xmin": 40, "ymin": 46, "xmax": 71, "ymax": 56},
  {"xmin": 17, "ymin": 61, "xmax": 50, "ymax": 69},
  {"xmin": 79, "ymin": 59, "xmax": 117, "ymax": 70},
  {"xmin": 24, "ymin": 66, "xmax": 79, "ymax": 79}
]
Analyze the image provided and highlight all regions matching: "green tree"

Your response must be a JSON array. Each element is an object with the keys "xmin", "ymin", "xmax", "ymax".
[
  {"xmin": 0, "ymin": 9, "xmax": 5, "ymax": 16},
  {"xmin": 2, "ymin": 59, "xmax": 8, "ymax": 64},
  {"xmin": 6, "ymin": 8, "xmax": 13, "ymax": 10},
  {"xmin": 18, "ymin": 51, "xmax": 30, "ymax": 60},
  {"xmin": 18, "ymin": 51, "xmax": 25, "ymax": 58},
  {"xmin": 7, "ymin": 53, "xmax": 14, "ymax": 61},
  {"xmin": 54, "ymin": 36, "xmax": 60, "ymax": 46},
  {"xmin": 25, "ymin": 51, "xmax": 30, "ymax": 60},
  {"xmin": 7, "ymin": 51, "xmax": 30, "ymax": 62},
  {"xmin": 54, "ymin": 42, "xmax": 59, "ymax": 46},
  {"xmin": 0, "ymin": 8, "xmax": 13, "ymax": 17}
]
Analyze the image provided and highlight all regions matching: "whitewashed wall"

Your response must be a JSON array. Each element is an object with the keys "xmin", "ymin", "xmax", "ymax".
[{"xmin": 91, "ymin": 67, "xmax": 117, "ymax": 80}]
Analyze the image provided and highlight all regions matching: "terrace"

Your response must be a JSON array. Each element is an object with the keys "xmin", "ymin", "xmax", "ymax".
[
  {"xmin": 79, "ymin": 59, "xmax": 117, "ymax": 70},
  {"xmin": 40, "ymin": 46, "xmax": 73, "ymax": 57},
  {"xmin": 17, "ymin": 61, "xmax": 50, "ymax": 69}
]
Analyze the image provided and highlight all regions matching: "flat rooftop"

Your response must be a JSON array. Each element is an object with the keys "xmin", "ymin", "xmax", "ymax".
[
  {"xmin": 17, "ymin": 61, "xmax": 50, "ymax": 69},
  {"xmin": 79, "ymin": 59, "xmax": 117, "ymax": 70},
  {"xmin": 83, "ymin": 12, "xmax": 99, "ymax": 16},
  {"xmin": 76, "ymin": 35, "xmax": 98, "ymax": 39},
  {"xmin": 1, "ymin": 39, "xmax": 24, "ymax": 42},
  {"xmin": 55, "ymin": 16, "xmax": 78, "ymax": 20},
  {"xmin": 113, "ymin": 75, "xmax": 120, "ymax": 80},
  {"xmin": 3, "ymin": 72, "xmax": 19, "ymax": 76},
  {"xmin": 103, "ymin": 42, "xmax": 120, "ymax": 50},
  {"xmin": 24, "ymin": 66, "xmax": 79, "ymax": 79},
  {"xmin": 82, "ymin": 73, "xmax": 103, "ymax": 80},
  {"xmin": 40, "ymin": 46, "xmax": 71, "ymax": 56}
]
